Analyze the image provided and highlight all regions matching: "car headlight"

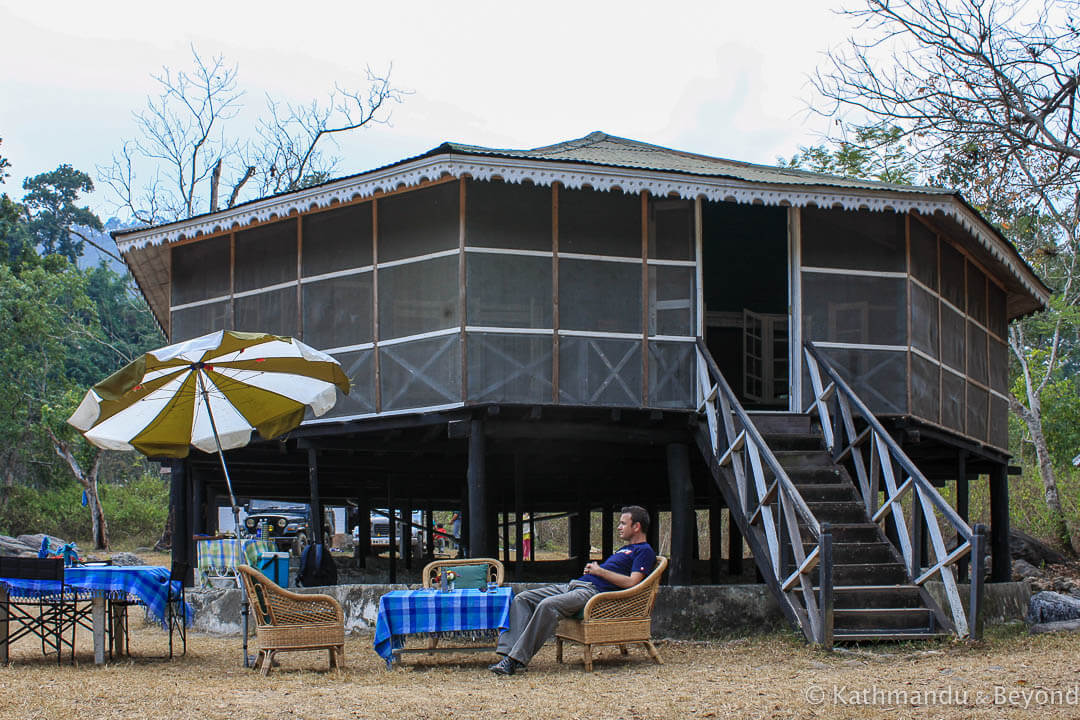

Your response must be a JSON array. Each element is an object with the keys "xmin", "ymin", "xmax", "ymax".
[
  {"xmin": 277, "ymin": 518, "xmax": 287, "ymax": 528},
  {"xmin": 245, "ymin": 518, "xmax": 256, "ymax": 527}
]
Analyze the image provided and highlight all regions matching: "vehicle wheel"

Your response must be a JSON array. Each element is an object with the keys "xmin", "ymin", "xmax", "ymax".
[{"xmin": 292, "ymin": 532, "xmax": 308, "ymax": 557}]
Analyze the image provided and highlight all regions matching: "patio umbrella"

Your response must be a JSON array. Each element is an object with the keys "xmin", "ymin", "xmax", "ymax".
[
  {"xmin": 67, "ymin": 330, "xmax": 350, "ymax": 666},
  {"xmin": 68, "ymin": 330, "xmax": 349, "ymax": 527}
]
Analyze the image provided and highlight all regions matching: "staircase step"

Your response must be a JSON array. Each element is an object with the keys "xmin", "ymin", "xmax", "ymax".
[
  {"xmin": 816, "ymin": 585, "xmax": 926, "ymax": 609},
  {"xmin": 801, "ymin": 541, "xmax": 900, "ymax": 564},
  {"xmin": 759, "ymin": 434, "xmax": 823, "ymax": 452},
  {"xmin": 799, "ymin": 522, "xmax": 882, "ymax": 543},
  {"xmin": 774, "ymin": 450, "xmax": 836, "ymax": 470},
  {"xmin": 833, "ymin": 607, "xmax": 935, "ymax": 631},
  {"xmin": 833, "ymin": 629, "xmax": 950, "ymax": 643},
  {"xmin": 806, "ymin": 501, "xmax": 869, "ymax": 524},
  {"xmin": 794, "ymin": 483, "xmax": 857, "ymax": 502},
  {"xmin": 812, "ymin": 562, "xmax": 910, "ymax": 585},
  {"xmin": 748, "ymin": 413, "xmax": 812, "ymax": 436}
]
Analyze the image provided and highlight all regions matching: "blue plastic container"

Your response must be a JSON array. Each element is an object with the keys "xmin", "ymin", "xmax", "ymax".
[{"xmin": 257, "ymin": 551, "xmax": 290, "ymax": 588}]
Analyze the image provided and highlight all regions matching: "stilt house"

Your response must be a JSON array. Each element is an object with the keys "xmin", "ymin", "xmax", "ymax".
[{"xmin": 116, "ymin": 132, "xmax": 1049, "ymax": 644}]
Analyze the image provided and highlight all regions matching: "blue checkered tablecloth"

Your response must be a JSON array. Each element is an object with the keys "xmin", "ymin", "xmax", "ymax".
[
  {"xmin": 374, "ymin": 588, "xmax": 513, "ymax": 665},
  {"xmin": 197, "ymin": 539, "xmax": 277, "ymax": 572},
  {"xmin": 0, "ymin": 566, "xmax": 191, "ymax": 626}
]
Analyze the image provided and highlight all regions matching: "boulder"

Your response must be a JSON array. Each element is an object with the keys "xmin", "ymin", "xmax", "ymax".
[
  {"xmin": 16, "ymin": 534, "xmax": 67, "ymax": 553},
  {"xmin": 109, "ymin": 552, "xmax": 143, "ymax": 566},
  {"xmin": 1010, "ymin": 529, "xmax": 1067, "ymax": 567},
  {"xmin": 1026, "ymin": 590, "xmax": 1080, "ymax": 624},
  {"xmin": 1012, "ymin": 558, "xmax": 1043, "ymax": 580},
  {"xmin": 1030, "ymin": 618, "xmax": 1080, "ymax": 635},
  {"xmin": 0, "ymin": 535, "xmax": 37, "ymax": 556}
]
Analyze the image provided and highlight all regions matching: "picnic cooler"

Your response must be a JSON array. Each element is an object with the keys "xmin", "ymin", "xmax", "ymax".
[{"xmin": 257, "ymin": 552, "xmax": 290, "ymax": 588}]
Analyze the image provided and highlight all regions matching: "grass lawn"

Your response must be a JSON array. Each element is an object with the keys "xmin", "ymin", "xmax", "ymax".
[{"xmin": 2, "ymin": 621, "xmax": 1079, "ymax": 719}]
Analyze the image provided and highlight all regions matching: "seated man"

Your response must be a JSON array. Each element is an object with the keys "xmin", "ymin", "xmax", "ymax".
[{"xmin": 490, "ymin": 505, "xmax": 655, "ymax": 676}]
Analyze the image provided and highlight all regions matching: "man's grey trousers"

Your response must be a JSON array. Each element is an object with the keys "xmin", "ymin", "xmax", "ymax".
[{"xmin": 496, "ymin": 581, "xmax": 599, "ymax": 665}]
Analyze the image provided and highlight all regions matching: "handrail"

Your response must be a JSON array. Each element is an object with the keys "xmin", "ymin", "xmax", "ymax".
[
  {"xmin": 803, "ymin": 341, "xmax": 979, "ymax": 638},
  {"xmin": 695, "ymin": 339, "xmax": 829, "ymax": 645}
]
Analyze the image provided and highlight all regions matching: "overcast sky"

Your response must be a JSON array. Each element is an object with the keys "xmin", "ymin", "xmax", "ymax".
[{"xmin": 0, "ymin": 0, "xmax": 856, "ymax": 218}]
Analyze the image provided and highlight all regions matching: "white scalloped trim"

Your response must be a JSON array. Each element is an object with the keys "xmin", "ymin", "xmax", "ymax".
[{"xmin": 115, "ymin": 154, "xmax": 1048, "ymax": 304}]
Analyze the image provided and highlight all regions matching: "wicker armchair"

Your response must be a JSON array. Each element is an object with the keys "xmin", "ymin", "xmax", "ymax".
[
  {"xmin": 237, "ymin": 565, "xmax": 345, "ymax": 676},
  {"xmin": 420, "ymin": 558, "xmax": 504, "ymax": 589},
  {"xmin": 555, "ymin": 555, "xmax": 668, "ymax": 672}
]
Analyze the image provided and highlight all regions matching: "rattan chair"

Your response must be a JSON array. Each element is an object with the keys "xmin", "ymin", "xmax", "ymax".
[
  {"xmin": 236, "ymin": 565, "xmax": 344, "ymax": 676},
  {"xmin": 555, "ymin": 555, "xmax": 668, "ymax": 672},
  {"xmin": 420, "ymin": 558, "xmax": 504, "ymax": 589}
]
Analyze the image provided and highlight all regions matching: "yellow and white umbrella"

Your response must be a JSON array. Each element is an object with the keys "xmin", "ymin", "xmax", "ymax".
[{"xmin": 68, "ymin": 330, "xmax": 350, "ymax": 525}]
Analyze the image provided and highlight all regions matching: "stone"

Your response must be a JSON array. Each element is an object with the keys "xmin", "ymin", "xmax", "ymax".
[
  {"xmin": 1026, "ymin": 591, "xmax": 1080, "ymax": 624},
  {"xmin": 0, "ymin": 535, "xmax": 37, "ymax": 556},
  {"xmin": 16, "ymin": 534, "xmax": 67, "ymax": 553},
  {"xmin": 109, "ymin": 552, "xmax": 143, "ymax": 566},
  {"xmin": 1012, "ymin": 559, "xmax": 1043, "ymax": 580},
  {"xmin": 1010, "ymin": 529, "xmax": 1067, "ymax": 567},
  {"xmin": 1029, "ymin": 618, "xmax": 1080, "ymax": 635}
]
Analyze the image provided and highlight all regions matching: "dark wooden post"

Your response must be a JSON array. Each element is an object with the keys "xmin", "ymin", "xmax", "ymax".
[
  {"xmin": 356, "ymin": 486, "xmax": 369, "ymax": 568},
  {"xmin": 989, "ymin": 464, "xmax": 1011, "ymax": 582},
  {"xmin": 424, "ymin": 506, "xmax": 435, "ymax": 563},
  {"xmin": 956, "ymin": 452, "xmax": 969, "ymax": 582},
  {"xmin": 169, "ymin": 459, "xmax": 193, "ymax": 586},
  {"xmin": 667, "ymin": 443, "xmax": 694, "ymax": 585},
  {"xmin": 387, "ymin": 481, "xmax": 396, "ymax": 584},
  {"xmin": 401, "ymin": 498, "xmax": 412, "ymax": 570},
  {"xmin": 191, "ymin": 469, "xmax": 206, "ymax": 536},
  {"xmin": 819, "ymin": 523, "xmax": 834, "ymax": 650},
  {"xmin": 467, "ymin": 418, "xmax": 489, "ymax": 559},
  {"xmin": 602, "ymin": 504, "xmax": 614, "ymax": 561},
  {"xmin": 709, "ymin": 484, "xmax": 722, "ymax": 583},
  {"xmin": 573, "ymin": 498, "xmax": 590, "ymax": 562},
  {"xmin": 910, "ymin": 489, "xmax": 925, "ymax": 578},
  {"xmin": 307, "ymin": 448, "xmax": 322, "ymax": 546},
  {"xmin": 728, "ymin": 509, "xmax": 743, "ymax": 576},
  {"xmin": 646, "ymin": 504, "xmax": 660, "ymax": 555},
  {"xmin": 529, "ymin": 510, "xmax": 536, "ymax": 561},
  {"xmin": 514, "ymin": 456, "xmax": 524, "ymax": 581},
  {"xmin": 969, "ymin": 523, "xmax": 987, "ymax": 640}
]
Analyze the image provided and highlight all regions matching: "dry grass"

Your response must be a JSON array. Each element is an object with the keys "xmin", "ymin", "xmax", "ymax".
[{"xmin": 2, "ymin": 623, "xmax": 1080, "ymax": 719}]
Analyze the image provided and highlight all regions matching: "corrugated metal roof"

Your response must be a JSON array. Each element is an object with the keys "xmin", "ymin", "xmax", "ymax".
[{"xmin": 431, "ymin": 131, "xmax": 956, "ymax": 196}]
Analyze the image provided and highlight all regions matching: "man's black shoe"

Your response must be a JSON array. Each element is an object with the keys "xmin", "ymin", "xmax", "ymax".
[{"xmin": 489, "ymin": 656, "xmax": 525, "ymax": 676}]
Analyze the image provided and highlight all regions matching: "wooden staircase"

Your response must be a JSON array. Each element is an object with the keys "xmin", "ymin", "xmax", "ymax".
[
  {"xmin": 756, "ymin": 414, "xmax": 950, "ymax": 642},
  {"xmin": 692, "ymin": 339, "xmax": 985, "ymax": 647}
]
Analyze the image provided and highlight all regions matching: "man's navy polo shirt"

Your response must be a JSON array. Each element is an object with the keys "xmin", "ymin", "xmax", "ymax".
[{"xmin": 577, "ymin": 542, "xmax": 656, "ymax": 592}]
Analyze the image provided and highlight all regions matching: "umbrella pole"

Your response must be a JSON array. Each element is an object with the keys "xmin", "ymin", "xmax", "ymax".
[{"xmin": 197, "ymin": 371, "xmax": 251, "ymax": 668}]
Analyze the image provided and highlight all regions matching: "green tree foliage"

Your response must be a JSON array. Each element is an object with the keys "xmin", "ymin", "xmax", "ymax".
[
  {"xmin": 779, "ymin": 123, "xmax": 918, "ymax": 184},
  {"xmin": 22, "ymin": 164, "xmax": 102, "ymax": 263}
]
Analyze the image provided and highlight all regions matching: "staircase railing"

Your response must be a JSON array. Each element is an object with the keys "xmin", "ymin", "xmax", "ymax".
[
  {"xmin": 695, "ymin": 339, "xmax": 833, "ymax": 645},
  {"xmin": 803, "ymin": 341, "xmax": 987, "ymax": 639}
]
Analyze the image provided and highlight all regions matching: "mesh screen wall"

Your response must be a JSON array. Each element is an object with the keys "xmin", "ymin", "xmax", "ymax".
[
  {"xmin": 800, "ymin": 212, "xmax": 1010, "ymax": 449},
  {"xmin": 167, "ymin": 180, "xmax": 698, "ymax": 416}
]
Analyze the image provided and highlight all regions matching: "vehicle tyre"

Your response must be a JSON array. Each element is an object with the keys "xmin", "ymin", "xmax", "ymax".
[{"xmin": 292, "ymin": 531, "xmax": 308, "ymax": 557}]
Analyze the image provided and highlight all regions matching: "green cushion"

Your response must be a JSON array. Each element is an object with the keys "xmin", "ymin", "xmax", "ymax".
[{"xmin": 446, "ymin": 564, "xmax": 489, "ymax": 589}]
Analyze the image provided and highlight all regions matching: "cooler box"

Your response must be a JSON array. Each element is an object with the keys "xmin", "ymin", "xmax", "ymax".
[{"xmin": 257, "ymin": 551, "xmax": 290, "ymax": 588}]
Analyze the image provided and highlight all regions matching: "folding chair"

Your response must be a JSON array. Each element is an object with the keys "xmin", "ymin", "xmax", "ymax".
[
  {"xmin": 165, "ymin": 562, "xmax": 188, "ymax": 658},
  {"xmin": 0, "ymin": 556, "xmax": 75, "ymax": 665}
]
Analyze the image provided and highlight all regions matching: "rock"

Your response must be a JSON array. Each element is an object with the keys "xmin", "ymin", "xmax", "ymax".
[
  {"xmin": 1010, "ymin": 529, "xmax": 1067, "ymax": 567},
  {"xmin": 16, "ymin": 533, "xmax": 67, "ymax": 553},
  {"xmin": 1013, "ymin": 559, "xmax": 1043, "ymax": 580},
  {"xmin": 109, "ymin": 552, "xmax": 143, "ymax": 566},
  {"xmin": 0, "ymin": 535, "xmax": 37, "ymax": 556},
  {"xmin": 1030, "ymin": 618, "xmax": 1080, "ymax": 634},
  {"xmin": 1026, "ymin": 590, "xmax": 1080, "ymax": 624}
]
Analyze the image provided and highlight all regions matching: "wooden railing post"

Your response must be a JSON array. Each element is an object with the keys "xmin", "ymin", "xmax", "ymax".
[
  {"xmin": 819, "ymin": 523, "xmax": 833, "ymax": 650},
  {"xmin": 969, "ymin": 523, "xmax": 987, "ymax": 641}
]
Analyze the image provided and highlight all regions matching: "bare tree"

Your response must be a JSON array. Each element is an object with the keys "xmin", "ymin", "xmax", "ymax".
[
  {"xmin": 100, "ymin": 48, "xmax": 405, "ymax": 224},
  {"xmin": 255, "ymin": 67, "xmax": 407, "ymax": 196},
  {"xmin": 811, "ymin": 0, "xmax": 1080, "ymax": 551}
]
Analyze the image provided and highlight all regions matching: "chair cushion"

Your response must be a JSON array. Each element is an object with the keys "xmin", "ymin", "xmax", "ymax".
[{"xmin": 444, "ymin": 564, "xmax": 488, "ymax": 589}]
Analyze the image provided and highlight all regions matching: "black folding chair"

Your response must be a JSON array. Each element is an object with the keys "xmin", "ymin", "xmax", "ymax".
[
  {"xmin": 0, "ymin": 556, "xmax": 75, "ymax": 665},
  {"xmin": 165, "ymin": 562, "xmax": 188, "ymax": 658}
]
